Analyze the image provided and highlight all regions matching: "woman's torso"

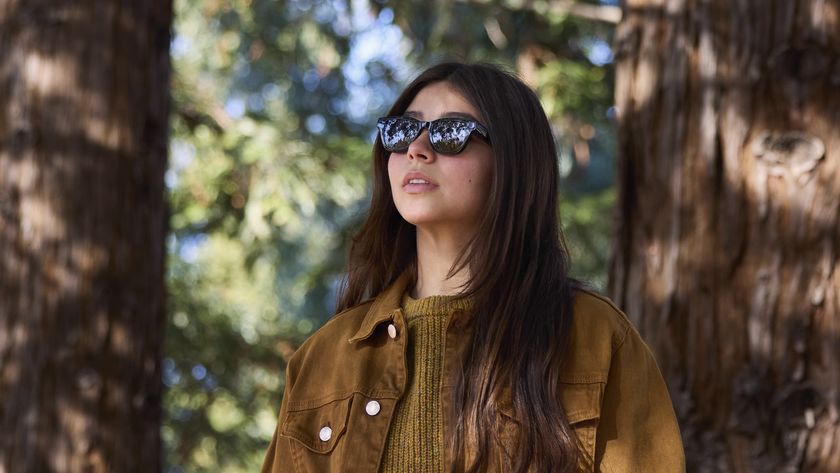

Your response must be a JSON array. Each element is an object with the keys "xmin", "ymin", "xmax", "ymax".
[{"xmin": 260, "ymin": 272, "xmax": 685, "ymax": 473}]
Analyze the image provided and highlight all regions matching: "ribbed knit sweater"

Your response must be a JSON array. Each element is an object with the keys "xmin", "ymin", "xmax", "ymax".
[{"xmin": 378, "ymin": 291, "xmax": 473, "ymax": 473}]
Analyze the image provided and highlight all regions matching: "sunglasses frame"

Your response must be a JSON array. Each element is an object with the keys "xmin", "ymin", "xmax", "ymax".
[{"xmin": 376, "ymin": 116, "xmax": 491, "ymax": 155}]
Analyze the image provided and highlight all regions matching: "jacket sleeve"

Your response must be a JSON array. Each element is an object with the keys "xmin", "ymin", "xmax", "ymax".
[
  {"xmin": 594, "ymin": 324, "xmax": 686, "ymax": 472},
  {"xmin": 260, "ymin": 352, "xmax": 299, "ymax": 473}
]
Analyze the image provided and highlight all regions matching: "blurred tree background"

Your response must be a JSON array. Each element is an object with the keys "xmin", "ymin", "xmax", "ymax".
[{"xmin": 164, "ymin": 0, "xmax": 619, "ymax": 471}]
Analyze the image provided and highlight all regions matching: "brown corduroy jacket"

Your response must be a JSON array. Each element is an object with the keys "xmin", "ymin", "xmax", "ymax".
[{"xmin": 260, "ymin": 272, "xmax": 685, "ymax": 472}]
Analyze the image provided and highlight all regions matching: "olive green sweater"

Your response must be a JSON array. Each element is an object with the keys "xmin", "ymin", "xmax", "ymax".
[{"xmin": 378, "ymin": 292, "xmax": 473, "ymax": 473}]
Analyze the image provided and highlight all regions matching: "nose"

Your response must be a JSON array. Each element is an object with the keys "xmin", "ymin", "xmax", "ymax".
[{"xmin": 406, "ymin": 129, "xmax": 435, "ymax": 162}]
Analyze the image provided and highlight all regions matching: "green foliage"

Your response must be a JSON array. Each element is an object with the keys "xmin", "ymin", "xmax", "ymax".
[
  {"xmin": 562, "ymin": 187, "xmax": 615, "ymax": 289},
  {"xmin": 164, "ymin": 1, "xmax": 617, "ymax": 471}
]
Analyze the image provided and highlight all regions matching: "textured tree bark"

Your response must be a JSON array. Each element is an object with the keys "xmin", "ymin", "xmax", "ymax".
[
  {"xmin": 611, "ymin": 0, "xmax": 840, "ymax": 471},
  {"xmin": 0, "ymin": 1, "xmax": 171, "ymax": 472}
]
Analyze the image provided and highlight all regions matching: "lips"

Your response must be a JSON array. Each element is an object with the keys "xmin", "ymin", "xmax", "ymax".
[
  {"xmin": 402, "ymin": 171, "xmax": 438, "ymax": 193},
  {"xmin": 402, "ymin": 171, "xmax": 437, "ymax": 186}
]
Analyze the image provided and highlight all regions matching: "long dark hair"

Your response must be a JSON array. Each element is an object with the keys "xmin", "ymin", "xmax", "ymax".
[{"xmin": 338, "ymin": 62, "xmax": 581, "ymax": 473}]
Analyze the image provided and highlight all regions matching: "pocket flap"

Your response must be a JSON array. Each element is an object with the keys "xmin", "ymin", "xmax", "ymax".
[
  {"xmin": 280, "ymin": 396, "xmax": 352, "ymax": 454},
  {"xmin": 560, "ymin": 382, "xmax": 603, "ymax": 424},
  {"xmin": 495, "ymin": 382, "xmax": 602, "ymax": 424}
]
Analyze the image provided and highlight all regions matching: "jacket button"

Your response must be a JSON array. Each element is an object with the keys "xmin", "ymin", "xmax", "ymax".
[
  {"xmin": 387, "ymin": 323, "xmax": 398, "ymax": 339},
  {"xmin": 365, "ymin": 400, "xmax": 381, "ymax": 416},
  {"xmin": 319, "ymin": 426, "xmax": 332, "ymax": 442}
]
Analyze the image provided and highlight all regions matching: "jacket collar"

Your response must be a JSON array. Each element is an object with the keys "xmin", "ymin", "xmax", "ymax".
[{"xmin": 348, "ymin": 270, "xmax": 412, "ymax": 343}]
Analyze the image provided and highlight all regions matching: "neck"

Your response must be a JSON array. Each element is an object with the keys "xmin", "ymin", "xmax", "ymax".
[{"xmin": 412, "ymin": 226, "xmax": 472, "ymax": 298}]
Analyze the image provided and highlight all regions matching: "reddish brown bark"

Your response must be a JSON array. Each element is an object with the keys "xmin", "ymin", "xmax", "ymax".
[
  {"xmin": 0, "ymin": 1, "xmax": 171, "ymax": 472},
  {"xmin": 611, "ymin": 0, "xmax": 840, "ymax": 471}
]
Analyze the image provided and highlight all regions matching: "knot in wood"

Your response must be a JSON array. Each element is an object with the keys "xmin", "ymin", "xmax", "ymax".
[{"xmin": 751, "ymin": 131, "xmax": 825, "ymax": 175}]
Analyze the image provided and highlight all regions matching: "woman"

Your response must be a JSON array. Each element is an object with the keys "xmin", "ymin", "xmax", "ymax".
[{"xmin": 261, "ymin": 62, "xmax": 684, "ymax": 473}]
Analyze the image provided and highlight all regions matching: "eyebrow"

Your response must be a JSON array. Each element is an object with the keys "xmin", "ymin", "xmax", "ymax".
[{"xmin": 403, "ymin": 110, "xmax": 481, "ymax": 122}]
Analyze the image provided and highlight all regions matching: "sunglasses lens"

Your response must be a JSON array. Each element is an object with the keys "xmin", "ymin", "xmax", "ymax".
[
  {"xmin": 430, "ymin": 119, "xmax": 474, "ymax": 154},
  {"xmin": 378, "ymin": 118, "xmax": 419, "ymax": 151}
]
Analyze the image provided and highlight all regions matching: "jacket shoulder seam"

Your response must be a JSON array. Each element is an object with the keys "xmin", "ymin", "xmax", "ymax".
[{"xmin": 573, "ymin": 288, "xmax": 632, "ymax": 354}]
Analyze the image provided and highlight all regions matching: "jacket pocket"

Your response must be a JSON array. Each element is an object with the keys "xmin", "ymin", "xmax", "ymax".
[
  {"xmin": 561, "ymin": 381, "xmax": 603, "ymax": 471},
  {"xmin": 495, "ymin": 382, "xmax": 603, "ymax": 472},
  {"xmin": 280, "ymin": 395, "xmax": 352, "ymax": 470}
]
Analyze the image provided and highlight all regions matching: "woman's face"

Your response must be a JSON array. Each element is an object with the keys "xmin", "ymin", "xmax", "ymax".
[{"xmin": 387, "ymin": 81, "xmax": 494, "ymax": 235}]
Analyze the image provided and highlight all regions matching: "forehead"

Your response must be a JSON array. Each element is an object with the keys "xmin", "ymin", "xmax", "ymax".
[{"xmin": 404, "ymin": 82, "xmax": 482, "ymax": 121}]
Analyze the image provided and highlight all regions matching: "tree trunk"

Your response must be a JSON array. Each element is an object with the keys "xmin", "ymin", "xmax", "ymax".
[
  {"xmin": 611, "ymin": 0, "xmax": 840, "ymax": 471},
  {"xmin": 0, "ymin": 1, "xmax": 171, "ymax": 472}
]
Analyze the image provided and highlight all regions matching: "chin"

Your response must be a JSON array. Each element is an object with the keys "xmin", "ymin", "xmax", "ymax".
[
  {"xmin": 394, "ymin": 204, "xmax": 477, "ymax": 229},
  {"xmin": 399, "ymin": 214, "xmax": 439, "ymax": 227}
]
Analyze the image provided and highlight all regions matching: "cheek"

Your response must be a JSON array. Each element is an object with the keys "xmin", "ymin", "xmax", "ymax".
[
  {"xmin": 459, "ymin": 159, "xmax": 493, "ymax": 196},
  {"xmin": 477, "ymin": 160, "xmax": 494, "ymax": 189},
  {"xmin": 473, "ymin": 170, "xmax": 492, "ymax": 203},
  {"xmin": 471, "ymin": 161, "xmax": 494, "ymax": 210},
  {"xmin": 387, "ymin": 154, "xmax": 402, "ymax": 188}
]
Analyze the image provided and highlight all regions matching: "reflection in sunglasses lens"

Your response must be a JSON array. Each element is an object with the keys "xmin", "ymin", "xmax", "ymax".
[
  {"xmin": 431, "ymin": 120, "xmax": 470, "ymax": 153},
  {"xmin": 385, "ymin": 119, "xmax": 419, "ymax": 150}
]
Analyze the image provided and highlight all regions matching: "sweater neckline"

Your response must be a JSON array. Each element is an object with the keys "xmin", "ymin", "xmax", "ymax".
[{"xmin": 400, "ymin": 291, "xmax": 474, "ymax": 319}]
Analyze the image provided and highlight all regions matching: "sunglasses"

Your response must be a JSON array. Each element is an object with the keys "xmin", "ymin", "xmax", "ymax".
[{"xmin": 376, "ymin": 116, "xmax": 490, "ymax": 155}]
